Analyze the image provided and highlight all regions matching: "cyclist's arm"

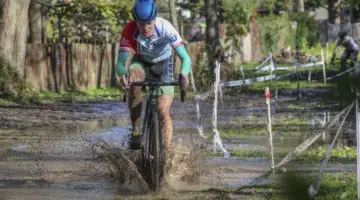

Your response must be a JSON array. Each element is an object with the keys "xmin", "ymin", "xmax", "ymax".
[
  {"xmin": 175, "ymin": 45, "xmax": 192, "ymax": 76},
  {"xmin": 334, "ymin": 39, "xmax": 342, "ymax": 52},
  {"xmin": 116, "ymin": 21, "xmax": 137, "ymax": 77},
  {"xmin": 116, "ymin": 50, "xmax": 129, "ymax": 77}
]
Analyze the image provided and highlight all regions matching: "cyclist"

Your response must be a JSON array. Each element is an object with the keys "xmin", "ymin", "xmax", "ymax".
[
  {"xmin": 116, "ymin": 0, "xmax": 192, "ymax": 152},
  {"xmin": 332, "ymin": 30, "xmax": 359, "ymax": 72}
]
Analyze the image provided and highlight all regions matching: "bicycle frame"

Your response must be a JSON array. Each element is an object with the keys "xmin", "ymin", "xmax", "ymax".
[
  {"xmin": 129, "ymin": 81, "xmax": 180, "ymax": 190},
  {"xmin": 142, "ymin": 85, "xmax": 157, "ymax": 140}
]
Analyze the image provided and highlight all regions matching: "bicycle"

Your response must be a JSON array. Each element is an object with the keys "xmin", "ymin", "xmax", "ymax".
[
  {"xmin": 128, "ymin": 79, "xmax": 186, "ymax": 191},
  {"xmin": 329, "ymin": 53, "xmax": 359, "ymax": 102}
]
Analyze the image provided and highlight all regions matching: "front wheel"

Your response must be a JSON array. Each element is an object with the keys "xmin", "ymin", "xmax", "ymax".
[{"xmin": 147, "ymin": 111, "xmax": 163, "ymax": 191}]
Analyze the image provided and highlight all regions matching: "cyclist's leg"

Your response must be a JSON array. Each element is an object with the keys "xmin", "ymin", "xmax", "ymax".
[
  {"xmin": 155, "ymin": 57, "xmax": 174, "ymax": 152},
  {"xmin": 157, "ymin": 95, "xmax": 173, "ymax": 151},
  {"xmin": 351, "ymin": 50, "xmax": 360, "ymax": 74},
  {"xmin": 340, "ymin": 51, "xmax": 349, "ymax": 71},
  {"xmin": 128, "ymin": 61, "xmax": 146, "ymax": 148}
]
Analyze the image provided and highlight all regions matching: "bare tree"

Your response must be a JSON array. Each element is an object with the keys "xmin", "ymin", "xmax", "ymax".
[
  {"xmin": 328, "ymin": 0, "xmax": 341, "ymax": 24},
  {"xmin": 295, "ymin": 0, "xmax": 304, "ymax": 12},
  {"xmin": 168, "ymin": 0, "xmax": 178, "ymax": 30},
  {"xmin": 29, "ymin": 0, "xmax": 45, "ymax": 43},
  {"xmin": 0, "ymin": 0, "xmax": 31, "ymax": 78},
  {"xmin": 205, "ymin": 0, "xmax": 223, "ymax": 72}
]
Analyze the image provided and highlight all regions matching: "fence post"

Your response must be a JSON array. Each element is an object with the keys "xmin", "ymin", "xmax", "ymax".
[
  {"xmin": 265, "ymin": 87, "xmax": 275, "ymax": 170},
  {"xmin": 326, "ymin": 43, "xmax": 329, "ymax": 67},
  {"xmin": 321, "ymin": 49, "xmax": 327, "ymax": 84},
  {"xmin": 356, "ymin": 95, "xmax": 360, "ymax": 199},
  {"xmin": 240, "ymin": 65, "xmax": 245, "ymax": 80},
  {"xmin": 212, "ymin": 61, "xmax": 229, "ymax": 158}
]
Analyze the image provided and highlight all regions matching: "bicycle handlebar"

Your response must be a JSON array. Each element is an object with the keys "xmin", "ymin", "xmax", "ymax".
[
  {"xmin": 124, "ymin": 81, "xmax": 186, "ymax": 102},
  {"xmin": 129, "ymin": 81, "xmax": 179, "ymax": 87}
]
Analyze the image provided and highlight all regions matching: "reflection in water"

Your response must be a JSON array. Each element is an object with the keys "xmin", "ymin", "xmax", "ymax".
[{"xmin": 92, "ymin": 126, "xmax": 131, "ymax": 148}]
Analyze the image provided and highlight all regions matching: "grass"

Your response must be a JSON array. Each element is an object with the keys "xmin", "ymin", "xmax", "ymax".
[
  {"xmin": 277, "ymin": 101, "xmax": 340, "ymax": 111},
  {"xmin": 35, "ymin": 86, "xmax": 193, "ymax": 104},
  {"xmin": 38, "ymin": 87, "xmax": 123, "ymax": 103},
  {"xmin": 225, "ymin": 60, "xmax": 338, "ymax": 95},
  {"xmin": 267, "ymin": 173, "xmax": 356, "ymax": 200},
  {"xmin": 207, "ymin": 146, "xmax": 356, "ymax": 164},
  {"xmin": 205, "ymin": 115, "xmax": 314, "ymax": 140},
  {"xmin": 295, "ymin": 146, "xmax": 356, "ymax": 163},
  {"xmin": 0, "ymin": 98, "xmax": 18, "ymax": 106},
  {"xmin": 228, "ymin": 46, "xmax": 360, "ymax": 95}
]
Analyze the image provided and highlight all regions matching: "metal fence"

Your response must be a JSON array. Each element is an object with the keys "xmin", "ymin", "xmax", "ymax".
[{"xmin": 318, "ymin": 21, "xmax": 360, "ymax": 43}]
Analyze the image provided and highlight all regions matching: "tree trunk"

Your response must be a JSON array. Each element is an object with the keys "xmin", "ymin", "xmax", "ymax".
[
  {"xmin": 0, "ymin": 0, "xmax": 31, "ymax": 78},
  {"xmin": 205, "ymin": 0, "xmax": 223, "ymax": 74},
  {"xmin": 328, "ymin": 0, "xmax": 341, "ymax": 24},
  {"xmin": 29, "ymin": 0, "xmax": 43, "ymax": 43},
  {"xmin": 169, "ymin": 0, "xmax": 179, "ymax": 75},
  {"xmin": 295, "ymin": 0, "xmax": 304, "ymax": 12},
  {"xmin": 169, "ymin": 0, "xmax": 178, "ymax": 31}
]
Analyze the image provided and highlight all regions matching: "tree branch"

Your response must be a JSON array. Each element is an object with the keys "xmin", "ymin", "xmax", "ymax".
[{"xmin": 320, "ymin": 5, "xmax": 328, "ymax": 10}]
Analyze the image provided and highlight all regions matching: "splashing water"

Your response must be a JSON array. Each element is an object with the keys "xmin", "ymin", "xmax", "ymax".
[{"xmin": 212, "ymin": 62, "xmax": 230, "ymax": 158}]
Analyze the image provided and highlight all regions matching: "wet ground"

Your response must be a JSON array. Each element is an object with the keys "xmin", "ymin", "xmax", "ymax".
[{"xmin": 0, "ymin": 89, "xmax": 357, "ymax": 199}]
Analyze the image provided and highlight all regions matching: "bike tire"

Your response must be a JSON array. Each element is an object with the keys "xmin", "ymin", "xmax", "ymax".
[{"xmin": 148, "ymin": 111, "xmax": 163, "ymax": 191}]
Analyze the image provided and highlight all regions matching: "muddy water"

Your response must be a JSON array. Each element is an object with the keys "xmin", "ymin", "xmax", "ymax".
[{"xmin": 0, "ymin": 94, "xmax": 357, "ymax": 199}]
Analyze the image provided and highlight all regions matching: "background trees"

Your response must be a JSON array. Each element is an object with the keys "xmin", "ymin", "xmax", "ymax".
[{"xmin": 0, "ymin": 0, "xmax": 31, "ymax": 78}]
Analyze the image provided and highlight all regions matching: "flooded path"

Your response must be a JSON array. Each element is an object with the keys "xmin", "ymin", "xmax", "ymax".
[{"xmin": 0, "ymin": 91, "xmax": 356, "ymax": 199}]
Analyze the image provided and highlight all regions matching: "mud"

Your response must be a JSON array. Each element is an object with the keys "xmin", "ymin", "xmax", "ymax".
[{"xmin": 0, "ymin": 90, "xmax": 357, "ymax": 199}]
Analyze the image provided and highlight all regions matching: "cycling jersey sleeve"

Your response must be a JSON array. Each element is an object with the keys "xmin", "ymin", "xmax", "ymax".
[
  {"xmin": 116, "ymin": 50, "xmax": 128, "ymax": 77},
  {"xmin": 117, "ymin": 22, "xmax": 137, "ymax": 77},
  {"xmin": 119, "ymin": 22, "xmax": 137, "ymax": 52},
  {"xmin": 162, "ymin": 19, "xmax": 185, "ymax": 49},
  {"xmin": 175, "ymin": 45, "xmax": 191, "ymax": 76}
]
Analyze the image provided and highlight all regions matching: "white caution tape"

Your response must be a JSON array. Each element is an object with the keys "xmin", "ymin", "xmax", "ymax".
[
  {"xmin": 308, "ymin": 100, "xmax": 354, "ymax": 197},
  {"xmin": 326, "ymin": 67, "xmax": 355, "ymax": 80},
  {"xmin": 221, "ymin": 74, "xmax": 277, "ymax": 87},
  {"xmin": 190, "ymin": 70, "xmax": 207, "ymax": 139},
  {"xmin": 255, "ymin": 55, "xmax": 272, "ymax": 70},
  {"xmin": 275, "ymin": 61, "xmax": 325, "ymax": 71},
  {"xmin": 274, "ymin": 104, "xmax": 350, "ymax": 168},
  {"xmin": 212, "ymin": 61, "xmax": 230, "ymax": 158}
]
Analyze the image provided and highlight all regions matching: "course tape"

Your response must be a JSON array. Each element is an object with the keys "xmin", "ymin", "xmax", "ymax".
[
  {"xmin": 308, "ymin": 101, "xmax": 354, "ymax": 197},
  {"xmin": 326, "ymin": 67, "xmax": 355, "ymax": 80},
  {"xmin": 212, "ymin": 62, "xmax": 230, "ymax": 158},
  {"xmin": 190, "ymin": 70, "xmax": 207, "ymax": 139},
  {"xmin": 274, "ymin": 104, "xmax": 350, "ymax": 169}
]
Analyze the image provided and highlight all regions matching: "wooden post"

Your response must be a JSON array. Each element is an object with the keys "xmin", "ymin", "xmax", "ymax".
[
  {"xmin": 296, "ymin": 64, "xmax": 302, "ymax": 100},
  {"xmin": 356, "ymin": 96, "xmax": 360, "ymax": 199},
  {"xmin": 326, "ymin": 43, "xmax": 329, "ymax": 67},
  {"xmin": 321, "ymin": 49, "xmax": 327, "ymax": 84},
  {"xmin": 322, "ymin": 112, "xmax": 326, "ymax": 141},
  {"xmin": 240, "ymin": 65, "xmax": 245, "ymax": 80},
  {"xmin": 265, "ymin": 87, "xmax": 275, "ymax": 169}
]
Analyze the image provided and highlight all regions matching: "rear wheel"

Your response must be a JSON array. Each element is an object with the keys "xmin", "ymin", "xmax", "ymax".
[{"xmin": 147, "ymin": 111, "xmax": 163, "ymax": 191}]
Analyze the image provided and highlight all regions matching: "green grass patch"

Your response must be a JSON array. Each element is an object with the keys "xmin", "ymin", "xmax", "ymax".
[
  {"xmin": 209, "ymin": 116, "xmax": 311, "ymax": 140},
  {"xmin": 38, "ymin": 86, "xmax": 193, "ymax": 104},
  {"xmin": 251, "ymin": 80, "xmax": 333, "ymax": 90},
  {"xmin": 266, "ymin": 173, "xmax": 356, "ymax": 200},
  {"xmin": 277, "ymin": 101, "xmax": 339, "ymax": 111},
  {"xmin": 39, "ymin": 87, "xmax": 123, "ymax": 103},
  {"xmin": 0, "ymin": 98, "xmax": 18, "ymax": 106},
  {"xmin": 295, "ymin": 146, "xmax": 356, "ymax": 163},
  {"xmin": 315, "ymin": 173, "xmax": 356, "ymax": 200},
  {"xmin": 215, "ymin": 147, "xmax": 356, "ymax": 163}
]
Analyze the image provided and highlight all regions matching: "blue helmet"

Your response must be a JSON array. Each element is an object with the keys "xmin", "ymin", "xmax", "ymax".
[
  {"xmin": 132, "ymin": 0, "xmax": 158, "ymax": 23},
  {"xmin": 338, "ymin": 30, "xmax": 348, "ymax": 38}
]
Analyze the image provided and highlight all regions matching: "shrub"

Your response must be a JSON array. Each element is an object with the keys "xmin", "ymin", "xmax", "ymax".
[
  {"xmin": 0, "ymin": 57, "xmax": 39, "ymax": 104},
  {"xmin": 290, "ymin": 13, "xmax": 318, "ymax": 50}
]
